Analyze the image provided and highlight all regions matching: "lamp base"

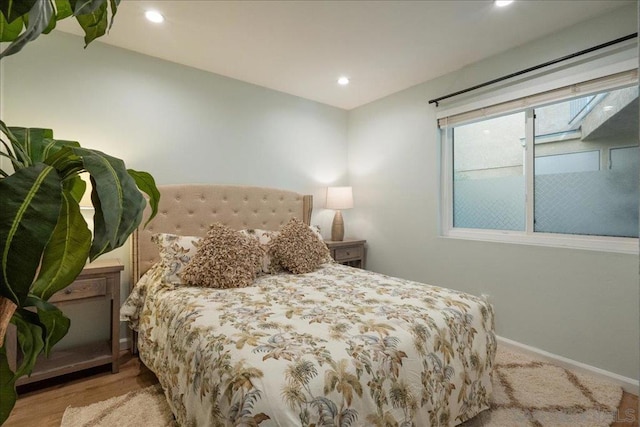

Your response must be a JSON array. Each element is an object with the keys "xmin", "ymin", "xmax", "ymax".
[{"xmin": 331, "ymin": 210, "xmax": 344, "ymax": 241}]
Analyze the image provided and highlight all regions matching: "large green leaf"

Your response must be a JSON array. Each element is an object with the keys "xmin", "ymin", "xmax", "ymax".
[
  {"xmin": 30, "ymin": 189, "xmax": 91, "ymax": 301},
  {"xmin": 0, "ymin": 9, "xmax": 23, "ymax": 41},
  {"xmin": 54, "ymin": 0, "xmax": 73, "ymax": 20},
  {"xmin": 41, "ymin": 138, "xmax": 81, "ymax": 164},
  {"xmin": 0, "ymin": 0, "xmax": 54, "ymax": 59},
  {"xmin": 11, "ymin": 309, "xmax": 44, "ymax": 378},
  {"xmin": 0, "ymin": 140, "xmax": 22, "ymax": 174},
  {"xmin": 63, "ymin": 174, "xmax": 86, "ymax": 204},
  {"xmin": 0, "ymin": 163, "xmax": 62, "ymax": 305},
  {"xmin": 0, "ymin": 0, "xmax": 119, "ymax": 58},
  {"xmin": 70, "ymin": 0, "xmax": 105, "ymax": 15},
  {"xmin": 128, "ymin": 169, "xmax": 160, "ymax": 227},
  {"xmin": 74, "ymin": 0, "xmax": 107, "ymax": 47},
  {"xmin": 107, "ymin": 0, "xmax": 118, "ymax": 30},
  {"xmin": 42, "ymin": 146, "xmax": 153, "ymax": 259},
  {"xmin": 0, "ymin": 305, "xmax": 53, "ymax": 424},
  {"xmin": 77, "ymin": 148, "xmax": 146, "ymax": 260},
  {"xmin": 38, "ymin": 0, "xmax": 76, "ymax": 34},
  {"xmin": 70, "ymin": 0, "xmax": 119, "ymax": 46},
  {"xmin": 0, "ymin": 120, "xmax": 30, "ymax": 169},
  {"xmin": 7, "ymin": 126, "xmax": 78, "ymax": 164},
  {"xmin": 7, "ymin": 126, "xmax": 52, "ymax": 164},
  {"xmin": 43, "ymin": 145, "xmax": 83, "ymax": 178},
  {"xmin": 0, "ymin": 347, "xmax": 17, "ymax": 425},
  {"xmin": 41, "ymin": 8, "xmax": 57, "ymax": 34},
  {"xmin": 0, "ymin": 0, "xmax": 37, "ymax": 23},
  {"xmin": 23, "ymin": 295, "xmax": 71, "ymax": 357}
]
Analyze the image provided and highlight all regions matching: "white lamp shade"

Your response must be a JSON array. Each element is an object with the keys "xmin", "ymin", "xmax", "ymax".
[
  {"xmin": 326, "ymin": 186, "xmax": 353, "ymax": 210},
  {"xmin": 79, "ymin": 173, "xmax": 94, "ymax": 208}
]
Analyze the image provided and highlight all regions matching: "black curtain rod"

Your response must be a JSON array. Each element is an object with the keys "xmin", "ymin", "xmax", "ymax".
[{"xmin": 428, "ymin": 33, "xmax": 638, "ymax": 107}]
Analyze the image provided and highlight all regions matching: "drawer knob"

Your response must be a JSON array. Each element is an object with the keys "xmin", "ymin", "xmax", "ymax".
[
  {"xmin": 64, "ymin": 289, "xmax": 73, "ymax": 295},
  {"xmin": 345, "ymin": 251, "xmax": 350, "ymax": 256}
]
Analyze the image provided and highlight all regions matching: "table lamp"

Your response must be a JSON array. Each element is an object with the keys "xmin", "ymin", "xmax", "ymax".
[{"xmin": 326, "ymin": 186, "xmax": 353, "ymax": 241}]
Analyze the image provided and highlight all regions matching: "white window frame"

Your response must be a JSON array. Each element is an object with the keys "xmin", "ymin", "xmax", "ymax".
[{"xmin": 439, "ymin": 71, "xmax": 639, "ymax": 255}]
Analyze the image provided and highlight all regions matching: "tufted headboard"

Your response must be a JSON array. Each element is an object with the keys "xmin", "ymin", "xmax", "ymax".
[{"xmin": 132, "ymin": 184, "xmax": 312, "ymax": 282}]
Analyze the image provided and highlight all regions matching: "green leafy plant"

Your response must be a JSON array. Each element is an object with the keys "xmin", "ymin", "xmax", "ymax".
[
  {"xmin": 0, "ymin": 1, "xmax": 159, "ymax": 424},
  {"xmin": 0, "ymin": 0, "xmax": 121, "ymax": 59}
]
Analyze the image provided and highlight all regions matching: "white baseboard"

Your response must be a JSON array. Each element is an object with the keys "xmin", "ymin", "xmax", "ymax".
[{"xmin": 497, "ymin": 336, "xmax": 639, "ymax": 395}]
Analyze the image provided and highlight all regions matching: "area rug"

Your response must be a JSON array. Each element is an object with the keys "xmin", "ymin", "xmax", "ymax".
[
  {"xmin": 460, "ymin": 348, "xmax": 623, "ymax": 427},
  {"xmin": 60, "ymin": 384, "xmax": 175, "ymax": 427},
  {"xmin": 61, "ymin": 348, "xmax": 623, "ymax": 427}
]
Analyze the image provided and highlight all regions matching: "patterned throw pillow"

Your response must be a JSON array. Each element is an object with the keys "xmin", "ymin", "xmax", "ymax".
[
  {"xmin": 308, "ymin": 225, "xmax": 332, "ymax": 263},
  {"xmin": 180, "ymin": 223, "xmax": 264, "ymax": 288},
  {"xmin": 239, "ymin": 229, "xmax": 284, "ymax": 274},
  {"xmin": 152, "ymin": 233, "xmax": 202, "ymax": 284},
  {"xmin": 271, "ymin": 218, "xmax": 332, "ymax": 274}
]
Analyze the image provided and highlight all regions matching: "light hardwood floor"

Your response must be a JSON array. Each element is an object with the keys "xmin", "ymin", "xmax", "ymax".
[
  {"xmin": 613, "ymin": 392, "xmax": 640, "ymax": 427},
  {"xmin": 4, "ymin": 352, "xmax": 639, "ymax": 426},
  {"xmin": 4, "ymin": 353, "xmax": 157, "ymax": 427}
]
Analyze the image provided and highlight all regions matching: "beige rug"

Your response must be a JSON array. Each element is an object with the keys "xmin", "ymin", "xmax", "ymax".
[
  {"xmin": 460, "ymin": 348, "xmax": 623, "ymax": 427},
  {"xmin": 61, "ymin": 348, "xmax": 623, "ymax": 427},
  {"xmin": 60, "ymin": 384, "xmax": 175, "ymax": 427}
]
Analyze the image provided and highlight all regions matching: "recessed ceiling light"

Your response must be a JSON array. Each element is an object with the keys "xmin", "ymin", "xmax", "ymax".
[
  {"xmin": 603, "ymin": 105, "xmax": 614, "ymax": 112},
  {"xmin": 337, "ymin": 76, "xmax": 350, "ymax": 86},
  {"xmin": 145, "ymin": 10, "xmax": 164, "ymax": 23},
  {"xmin": 495, "ymin": 0, "xmax": 514, "ymax": 7}
]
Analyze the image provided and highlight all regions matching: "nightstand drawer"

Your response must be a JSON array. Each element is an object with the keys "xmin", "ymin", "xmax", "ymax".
[
  {"xmin": 334, "ymin": 246, "xmax": 363, "ymax": 261},
  {"xmin": 325, "ymin": 239, "xmax": 366, "ymax": 269},
  {"xmin": 49, "ymin": 277, "xmax": 107, "ymax": 303}
]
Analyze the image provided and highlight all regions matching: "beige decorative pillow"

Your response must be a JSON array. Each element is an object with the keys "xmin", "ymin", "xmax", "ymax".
[
  {"xmin": 271, "ymin": 218, "xmax": 332, "ymax": 274},
  {"xmin": 152, "ymin": 233, "xmax": 202, "ymax": 284},
  {"xmin": 180, "ymin": 223, "xmax": 263, "ymax": 288},
  {"xmin": 239, "ymin": 229, "xmax": 284, "ymax": 274}
]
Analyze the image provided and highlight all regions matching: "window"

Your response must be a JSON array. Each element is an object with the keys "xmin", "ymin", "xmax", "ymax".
[
  {"xmin": 441, "ymin": 71, "xmax": 639, "ymax": 253},
  {"xmin": 453, "ymin": 112, "xmax": 525, "ymax": 231}
]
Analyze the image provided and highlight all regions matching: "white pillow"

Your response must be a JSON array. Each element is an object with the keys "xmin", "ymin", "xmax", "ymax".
[{"xmin": 152, "ymin": 233, "xmax": 202, "ymax": 284}]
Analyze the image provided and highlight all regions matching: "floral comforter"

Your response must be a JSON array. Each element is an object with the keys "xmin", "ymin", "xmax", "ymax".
[{"xmin": 121, "ymin": 263, "xmax": 496, "ymax": 427}]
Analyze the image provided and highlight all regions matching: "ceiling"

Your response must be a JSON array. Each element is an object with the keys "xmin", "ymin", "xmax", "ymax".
[{"xmin": 56, "ymin": 0, "xmax": 634, "ymax": 110}]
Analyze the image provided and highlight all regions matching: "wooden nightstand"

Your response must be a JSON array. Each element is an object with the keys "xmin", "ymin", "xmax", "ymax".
[
  {"xmin": 325, "ymin": 239, "xmax": 366, "ymax": 269},
  {"xmin": 6, "ymin": 259, "xmax": 123, "ymax": 386}
]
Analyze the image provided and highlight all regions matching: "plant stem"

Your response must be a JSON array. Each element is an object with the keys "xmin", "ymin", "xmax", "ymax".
[{"xmin": 0, "ymin": 296, "xmax": 17, "ymax": 346}]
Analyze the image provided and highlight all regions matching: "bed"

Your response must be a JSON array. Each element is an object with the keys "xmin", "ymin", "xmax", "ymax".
[{"xmin": 122, "ymin": 184, "xmax": 496, "ymax": 427}]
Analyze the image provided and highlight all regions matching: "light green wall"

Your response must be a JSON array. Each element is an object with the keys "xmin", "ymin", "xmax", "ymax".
[
  {"xmin": 347, "ymin": 5, "xmax": 639, "ymax": 380},
  {"xmin": 1, "ymin": 32, "xmax": 349, "ymax": 348}
]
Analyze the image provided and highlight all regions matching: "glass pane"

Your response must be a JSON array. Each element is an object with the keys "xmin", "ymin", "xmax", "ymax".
[
  {"xmin": 534, "ymin": 87, "xmax": 639, "ymax": 237},
  {"xmin": 453, "ymin": 112, "xmax": 526, "ymax": 231},
  {"xmin": 536, "ymin": 151, "xmax": 599, "ymax": 175}
]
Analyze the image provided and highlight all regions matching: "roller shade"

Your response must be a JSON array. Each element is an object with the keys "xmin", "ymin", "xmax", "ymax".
[{"xmin": 438, "ymin": 69, "xmax": 638, "ymax": 128}]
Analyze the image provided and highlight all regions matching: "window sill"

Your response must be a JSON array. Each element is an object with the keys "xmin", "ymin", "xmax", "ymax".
[{"xmin": 441, "ymin": 228, "xmax": 638, "ymax": 255}]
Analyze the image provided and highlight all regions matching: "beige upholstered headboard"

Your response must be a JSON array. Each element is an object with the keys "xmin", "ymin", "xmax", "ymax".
[{"xmin": 132, "ymin": 184, "xmax": 312, "ymax": 282}]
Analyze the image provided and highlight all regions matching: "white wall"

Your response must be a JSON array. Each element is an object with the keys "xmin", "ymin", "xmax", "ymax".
[
  {"xmin": 1, "ymin": 32, "xmax": 348, "ymax": 347},
  {"xmin": 347, "ymin": 5, "xmax": 639, "ymax": 380}
]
